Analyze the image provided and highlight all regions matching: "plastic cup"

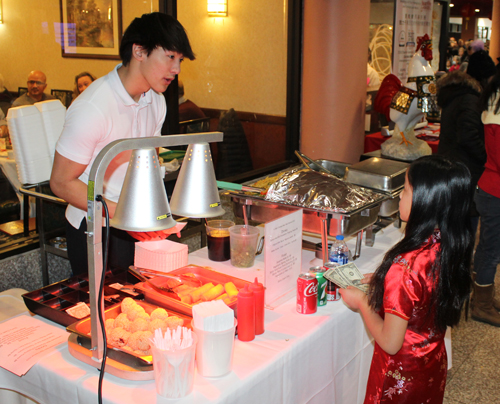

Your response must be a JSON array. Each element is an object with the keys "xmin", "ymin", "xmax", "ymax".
[
  {"xmin": 150, "ymin": 333, "xmax": 198, "ymax": 399},
  {"xmin": 191, "ymin": 319, "xmax": 237, "ymax": 378},
  {"xmin": 229, "ymin": 225, "xmax": 260, "ymax": 268},
  {"xmin": 206, "ymin": 220, "xmax": 235, "ymax": 261}
]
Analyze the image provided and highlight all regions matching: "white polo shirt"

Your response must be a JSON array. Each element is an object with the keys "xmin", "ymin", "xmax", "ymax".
[{"xmin": 56, "ymin": 64, "xmax": 167, "ymax": 229}]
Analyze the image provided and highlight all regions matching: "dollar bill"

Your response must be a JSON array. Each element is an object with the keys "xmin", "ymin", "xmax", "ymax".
[{"xmin": 324, "ymin": 263, "xmax": 369, "ymax": 294}]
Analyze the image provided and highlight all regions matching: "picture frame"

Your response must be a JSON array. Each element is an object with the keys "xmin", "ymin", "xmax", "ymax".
[{"xmin": 59, "ymin": 0, "xmax": 122, "ymax": 60}]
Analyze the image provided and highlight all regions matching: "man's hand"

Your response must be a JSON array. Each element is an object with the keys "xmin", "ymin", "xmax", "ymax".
[{"xmin": 127, "ymin": 222, "xmax": 187, "ymax": 241}]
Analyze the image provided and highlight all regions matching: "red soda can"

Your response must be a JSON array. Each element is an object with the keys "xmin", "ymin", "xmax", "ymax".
[
  {"xmin": 324, "ymin": 262, "xmax": 341, "ymax": 302},
  {"xmin": 327, "ymin": 280, "xmax": 341, "ymax": 302},
  {"xmin": 297, "ymin": 272, "xmax": 318, "ymax": 314}
]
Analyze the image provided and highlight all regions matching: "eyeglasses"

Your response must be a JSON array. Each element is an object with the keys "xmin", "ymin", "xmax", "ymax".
[{"xmin": 27, "ymin": 80, "xmax": 46, "ymax": 86}]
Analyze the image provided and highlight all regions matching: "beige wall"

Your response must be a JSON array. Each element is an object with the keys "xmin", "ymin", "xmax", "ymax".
[
  {"xmin": 178, "ymin": 0, "xmax": 287, "ymax": 116},
  {"xmin": 0, "ymin": 0, "xmax": 287, "ymax": 117},
  {"xmin": 0, "ymin": 0, "xmax": 155, "ymax": 94}
]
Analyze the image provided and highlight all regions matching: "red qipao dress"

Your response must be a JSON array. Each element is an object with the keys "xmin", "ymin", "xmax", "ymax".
[{"xmin": 364, "ymin": 232, "xmax": 447, "ymax": 404}]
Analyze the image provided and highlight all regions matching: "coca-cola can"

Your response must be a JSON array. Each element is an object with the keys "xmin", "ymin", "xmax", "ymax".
[{"xmin": 297, "ymin": 272, "xmax": 318, "ymax": 314}]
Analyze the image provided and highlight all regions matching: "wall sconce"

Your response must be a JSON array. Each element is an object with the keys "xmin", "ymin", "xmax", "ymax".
[
  {"xmin": 0, "ymin": 0, "xmax": 3, "ymax": 24},
  {"xmin": 208, "ymin": 0, "xmax": 228, "ymax": 17}
]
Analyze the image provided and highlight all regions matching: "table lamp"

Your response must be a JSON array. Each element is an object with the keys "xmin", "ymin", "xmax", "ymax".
[{"xmin": 67, "ymin": 132, "xmax": 223, "ymax": 380}]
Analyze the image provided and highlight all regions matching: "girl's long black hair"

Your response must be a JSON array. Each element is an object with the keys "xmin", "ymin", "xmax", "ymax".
[
  {"xmin": 368, "ymin": 155, "xmax": 473, "ymax": 332},
  {"xmin": 479, "ymin": 68, "xmax": 500, "ymax": 114}
]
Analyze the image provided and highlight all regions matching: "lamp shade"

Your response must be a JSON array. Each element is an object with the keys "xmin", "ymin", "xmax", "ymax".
[
  {"xmin": 110, "ymin": 148, "xmax": 177, "ymax": 231},
  {"xmin": 169, "ymin": 143, "xmax": 225, "ymax": 218}
]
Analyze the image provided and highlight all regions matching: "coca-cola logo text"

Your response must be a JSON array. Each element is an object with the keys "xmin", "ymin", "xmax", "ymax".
[{"xmin": 304, "ymin": 283, "xmax": 318, "ymax": 297}]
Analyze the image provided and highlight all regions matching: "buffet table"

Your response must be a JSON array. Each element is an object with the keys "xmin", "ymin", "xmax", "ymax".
[{"xmin": 0, "ymin": 224, "xmax": 409, "ymax": 404}]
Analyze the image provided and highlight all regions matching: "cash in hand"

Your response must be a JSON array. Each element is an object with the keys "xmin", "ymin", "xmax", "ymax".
[{"xmin": 324, "ymin": 263, "xmax": 369, "ymax": 294}]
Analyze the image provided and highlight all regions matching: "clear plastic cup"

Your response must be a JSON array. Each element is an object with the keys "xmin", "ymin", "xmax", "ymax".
[
  {"xmin": 150, "ymin": 333, "xmax": 197, "ymax": 398},
  {"xmin": 191, "ymin": 319, "xmax": 237, "ymax": 377},
  {"xmin": 229, "ymin": 225, "xmax": 260, "ymax": 268}
]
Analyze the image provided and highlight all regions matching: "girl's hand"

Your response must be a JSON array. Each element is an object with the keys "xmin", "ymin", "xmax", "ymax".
[
  {"xmin": 338, "ymin": 286, "xmax": 367, "ymax": 311},
  {"xmin": 361, "ymin": 272, "xmax": 374, "ymax": 284}
]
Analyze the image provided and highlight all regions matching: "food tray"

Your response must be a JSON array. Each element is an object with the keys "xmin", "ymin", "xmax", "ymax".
[
  {"xmin": 344, "ymin": 157, "xmax": 409, "ymax": 194},
  {"xmin": 134, "ymin": 264, "xmax": 251, "ymax": 316},
  {"xmin": 67, "ymin": 300, "xmax": 192, "ymax": 365},
  {"xmin": 22, "ymin": 268, "xmax": 142, "ymax": 327}
]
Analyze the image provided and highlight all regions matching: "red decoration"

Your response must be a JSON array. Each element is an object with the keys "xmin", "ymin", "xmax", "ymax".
[{"xmin": 461, "ymin": 3, "xmax": 475, "ymax": 19}]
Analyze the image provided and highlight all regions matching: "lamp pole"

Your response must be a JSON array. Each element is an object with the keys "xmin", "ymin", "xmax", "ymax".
[{"xmin": 86, "ymin": 132, "xmax": 223, "ymax": 362}]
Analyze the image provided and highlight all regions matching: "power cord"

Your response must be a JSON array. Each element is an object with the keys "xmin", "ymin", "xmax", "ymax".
[{"xmin": 96, "ymin": 195, "xmax": 110, "ymax": 404}]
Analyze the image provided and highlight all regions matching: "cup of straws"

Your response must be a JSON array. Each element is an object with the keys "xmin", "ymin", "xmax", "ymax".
[{"xmin": 149, "ymin": 326, "xmax": 197, "ymax": 399}]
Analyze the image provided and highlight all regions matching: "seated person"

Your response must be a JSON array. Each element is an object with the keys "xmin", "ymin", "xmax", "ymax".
[
  {"xmin": 72, "ymin": 72, "xmax": 97, "ymax": 103},
  {"xmin": 12, "ymin": 71, "xmax": 56, "ymax": 107},
  {"xmin": 0, "ymin": 109, "xmax": 8, "ymax": 140},
  {"xmin": 178, "ymin": 79, "xmax": 206, "ymax": 122},
  {"xmin": 0, "ymin": 73, "xmax": 14, "ymax": 115}
]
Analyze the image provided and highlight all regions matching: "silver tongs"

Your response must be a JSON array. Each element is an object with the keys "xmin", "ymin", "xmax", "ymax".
[
  {"xmin": 294, "ymin": 150, "xmax": 342, "ymax": 179},
  {"xmin": 129, "ymin": 266, "xmax": 202, "ymax": 290}
]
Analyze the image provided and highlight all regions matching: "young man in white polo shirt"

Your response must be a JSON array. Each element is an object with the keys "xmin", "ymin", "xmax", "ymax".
[{"xmin": 50, "ymin": 13, "xmax": 195, "ymax": 275}]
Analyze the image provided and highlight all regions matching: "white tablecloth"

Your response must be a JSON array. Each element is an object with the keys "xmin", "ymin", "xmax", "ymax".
[{"xmin": 0, "ymin": 225, "xmax": 410, "ymax": 404}]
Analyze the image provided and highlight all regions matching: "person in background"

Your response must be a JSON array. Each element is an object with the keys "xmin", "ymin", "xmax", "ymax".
[
  {"xmin": 466, "ymin": 50, "xmax": 497, "ymax": 90},
  {"xmin": 12, "ymin": 71, "xmax": 56, "ymax": 107},
  {"xmin": 0, "ymin": 109, "xmax": 9, "ymax": 140},
  {"xmin": 72, "ymin": 72, "xmax": 96, "ymax": 102},
  {"xmin": 0, "ymin": 73, "xmax": 14, "ymax": 114},
  {"xmin": 340, "ymin": 155, "xmax": 473, "ymax": 404},
  {"xmin": 436, "ymin": 71, "xmax": 485, "ymax": 239},
  {"xmin": 50, "ymin": 13, "xmax": 195, "ymax": 276},
  {"xmin": 178, "ymin": 79, "xmax": 206, "ymax": 122},
  {"xmin": 472, "ymin": 68, "xmax": 500, "ymax": 327}
]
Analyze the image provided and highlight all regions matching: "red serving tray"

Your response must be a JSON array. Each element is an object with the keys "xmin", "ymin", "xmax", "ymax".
[{"xmin": 134, "ymin": 264, "xmax": 250, "ymax": 316}]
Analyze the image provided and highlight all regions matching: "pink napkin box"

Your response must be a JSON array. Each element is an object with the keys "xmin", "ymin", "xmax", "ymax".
[{"xmin": 134, "ymin": 239, "xmax": 188, "ymax": 272}]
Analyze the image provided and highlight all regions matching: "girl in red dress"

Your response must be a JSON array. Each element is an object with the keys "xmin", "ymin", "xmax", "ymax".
[{"xmin": 340, "ymin": 154, "xmax": 473, "ymax": 404}]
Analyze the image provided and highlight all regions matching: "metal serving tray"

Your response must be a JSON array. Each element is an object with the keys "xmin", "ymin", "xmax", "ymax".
[
  {"xmin": 67, "ymin": 300, "xmax": 192, "ymax": 365},
  {"xmin": 134, "ymin": 265, "xmax": 251, "ymax": 316},
  {"xmin": 344, "ymin": 157, "xmax": 409, "ymax": 194}
]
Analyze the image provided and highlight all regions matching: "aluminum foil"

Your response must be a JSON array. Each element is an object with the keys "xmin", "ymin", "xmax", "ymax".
[{"xmin": 265, "ymin": 168, "xmax": 384, "ymax": 213}]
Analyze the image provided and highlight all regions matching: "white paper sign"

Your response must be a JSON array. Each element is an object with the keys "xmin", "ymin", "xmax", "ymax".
[
  {"xmin": 393, "ymin": 0, "xmax": 433, "ymax": 83},
  {"xmin": 264, "ymin": 209, "xmax": 303, "ymax": 307},
  {"xmin": 0, "ymin": 315, "xmax": 68, "ymax": 376}
]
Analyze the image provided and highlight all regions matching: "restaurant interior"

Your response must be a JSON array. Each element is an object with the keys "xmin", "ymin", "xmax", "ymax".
[{"xmin": 0, "ymin": 0, "xmax": 499, "ymax": 403}]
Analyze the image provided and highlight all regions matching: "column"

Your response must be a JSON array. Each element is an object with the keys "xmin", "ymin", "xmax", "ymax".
[
  {"xmin": 301, "ymin": 0, "xmax": 371, "ymax": 164},
  {"xmin": 490, "ymin": 0, "xmax": 500, "ymax": 63}
]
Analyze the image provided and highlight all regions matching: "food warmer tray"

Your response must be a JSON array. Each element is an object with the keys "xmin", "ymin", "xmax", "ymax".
[
  {"xmin": 229, "ymin": 166, "xmax": 385, "ymax": 239},
  {"xmin": 134, "ymin": 265, "xmax": 251, "ymax": 316},
  {"xmin": 317, "ymin": 157, "xmax": 408, "ymax": 218},
  {"xmin": 66, "ymin": 300, "xmax": 192, "ymax": 366},
  {"xmin": 22, "ymin": 267, "xmax": 142, "ymax": 327}
]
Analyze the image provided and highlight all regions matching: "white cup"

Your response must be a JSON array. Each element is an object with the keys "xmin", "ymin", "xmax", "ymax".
[
  {"xmin": 150, "ymin": 333, "xmax": 197, "ymax": 398},
  {"xmin": 191, "ymin": 319, "xmax": 237, "ymax": 377}
]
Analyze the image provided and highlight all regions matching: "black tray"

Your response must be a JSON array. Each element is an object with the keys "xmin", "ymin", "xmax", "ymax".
[{"xmin": 22, "ymin": 267, "xmax": 143, "ymax": 327}]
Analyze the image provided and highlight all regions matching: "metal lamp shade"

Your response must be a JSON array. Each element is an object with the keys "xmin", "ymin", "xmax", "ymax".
[
  {"xmin": 110, "ymin": 148, "xmax": 177, "ymax": 231},
  {"xmin": 169, "ymin": 143, "xmax": 225, "ymax": 218}
]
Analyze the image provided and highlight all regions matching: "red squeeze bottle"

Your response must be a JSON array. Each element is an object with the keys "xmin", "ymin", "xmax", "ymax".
[
  {"xmin": 249, "ymin": 277, "xmax": 265, "ymax": 335},
  {"xmin": 237, "ymin": 285, "xmax": 255, "ymax": 341}
]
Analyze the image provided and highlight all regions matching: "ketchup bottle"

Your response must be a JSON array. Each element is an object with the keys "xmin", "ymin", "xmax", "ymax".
[
  {"xmin": 237, "ymin": 285, "xmax": 255, "ymax": 341},
  {"xmin": 249, "ymin": 277, "xmax": 265, "ymax": 335}
]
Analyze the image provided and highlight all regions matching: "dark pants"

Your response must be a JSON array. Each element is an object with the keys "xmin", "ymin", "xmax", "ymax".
[
  {"xmin": 66, "ymin": 218, "xmax": 136, "ymax": 276},
  {"xmin": 474, "ymin": 188, "xmax": 500, "ymax": 285}
]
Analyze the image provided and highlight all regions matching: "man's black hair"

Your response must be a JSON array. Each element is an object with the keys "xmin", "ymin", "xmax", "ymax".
[{"xmin": 120, "ymin": 13, "xmax": 195, "ymax": 66}]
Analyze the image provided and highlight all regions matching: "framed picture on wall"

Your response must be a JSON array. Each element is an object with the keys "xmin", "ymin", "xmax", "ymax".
[{"xmin": 59, "ymin": 0, "xmax": 122, "ymax": 59}]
